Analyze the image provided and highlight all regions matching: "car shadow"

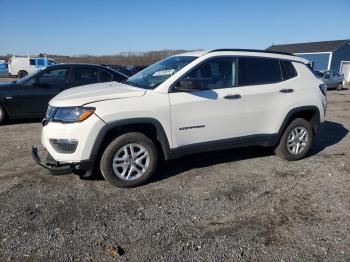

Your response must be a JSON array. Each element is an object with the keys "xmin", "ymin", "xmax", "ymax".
[{"xmin": 310, "ymin": 120, "xmax": 349, "ymax": 155}]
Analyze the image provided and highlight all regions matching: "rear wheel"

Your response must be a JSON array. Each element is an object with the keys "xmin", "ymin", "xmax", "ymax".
[
  {"xmin": 336, "ymin": 82, "xmax": 343, "ymax": 90},
  {"xmin": 100, "ymin": 132, "xmax": 158, "ymax": 188},
  {"xmin": 275, "ymin": 118, "xmax": 313, "ymax": 161},
  {"xmin": 18, "ymin": 70, "xmax": 28, "ymax": 78},
  {"xmin": 0, "ymin": 105, "xmax": 6, "ymax": 125}
]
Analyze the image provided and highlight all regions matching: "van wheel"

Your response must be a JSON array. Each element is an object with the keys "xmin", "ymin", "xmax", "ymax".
[
  {"xmin": 275, "ymin": 118, "xmax": 313, "ymax": 161},
  {"xmin": 18, "ymin": 70, "xmax": 28, "ymax": 78},
  {"xmin": 336, "ymin": 83, "xmax": 343, "ymax": 90},
  {"xmin": 100, "ymin": 132, "xmax": 158, "ymax": 188},
  {"xmin": 0, "ymin": 105, "xmax": 6, "ymax": 124}
]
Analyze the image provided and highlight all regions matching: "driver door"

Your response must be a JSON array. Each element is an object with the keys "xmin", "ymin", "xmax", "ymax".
[{"xmin": 169, "ymin": 57, "xmax": 244, "ymax": 148}]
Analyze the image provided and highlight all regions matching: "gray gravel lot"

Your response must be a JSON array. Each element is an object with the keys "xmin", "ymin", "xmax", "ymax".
[{"xmin": 0, "ymin": 81, "xmax": 349, "ymax": 261}]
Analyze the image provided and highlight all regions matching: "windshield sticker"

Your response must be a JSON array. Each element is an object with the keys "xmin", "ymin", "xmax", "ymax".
[{"xmin": 153, "ymin": 69, "xmax": 175, "ymax": 76}]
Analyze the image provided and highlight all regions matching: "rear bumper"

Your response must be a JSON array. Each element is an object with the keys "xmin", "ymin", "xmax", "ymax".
[{"xmin": 31, "ymin": 146, "xmax": 93, "ymax": 175}]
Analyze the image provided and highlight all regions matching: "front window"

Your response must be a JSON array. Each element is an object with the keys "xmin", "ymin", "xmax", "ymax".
[{"xmin": 126, "ymin": 56, "xmax": 196, "ymax": 89}]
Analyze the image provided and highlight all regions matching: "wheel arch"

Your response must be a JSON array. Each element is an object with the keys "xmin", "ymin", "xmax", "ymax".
[
  {"xmin": 89, "ymin": 118, "xmax": 172, "ymax": 167},
  {"xmin": 278, "ymin": 106, "xmax": 321, "ymax": 139}
]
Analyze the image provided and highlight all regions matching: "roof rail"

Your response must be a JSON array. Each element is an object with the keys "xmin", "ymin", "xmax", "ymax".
[{"xmin": 209, "ymin": 49, "xmax": 295, "ymax": 56}]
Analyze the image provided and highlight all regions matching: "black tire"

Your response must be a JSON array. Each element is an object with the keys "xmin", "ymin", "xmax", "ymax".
[
  {"xmin": 336, "ymin": 83, "xmax": 343, "ymax": 91},
  {"xmin": 0, "ymin": 105, "xmax": 6, "ymax": 125},
  {"xmin": 100, "ymin": 132, "xmax": 158, "ymax": 188},
  {"xmin": 18, "ymin": 70, "xmax": 28, "ymax": 78},
  {"xmin": 275, "ymin": 118, "xmax": 313, "ymax": 161}
]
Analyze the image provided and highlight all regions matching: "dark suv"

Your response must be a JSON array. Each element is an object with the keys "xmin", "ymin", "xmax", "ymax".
[{"xmin": 0, "ymin": 64, "xmax": 128, "ymax": 124}]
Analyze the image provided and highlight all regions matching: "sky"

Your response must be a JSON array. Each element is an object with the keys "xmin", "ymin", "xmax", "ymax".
[{"xmin": 0, "ymin": 0, "xmax": 349, "ymax": 56}]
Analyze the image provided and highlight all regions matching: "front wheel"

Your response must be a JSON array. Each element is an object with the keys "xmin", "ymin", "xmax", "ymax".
[
  {"xmin": 336, "ymin": 83, "xmax": 343, "ymax": 90},
  {"xmin": 100, "ymin": 132, "xmax": 158, "ymax": 188},
  {"xmin": 275, "ymin": 118, "xmax": 313, "ymax": 161}
]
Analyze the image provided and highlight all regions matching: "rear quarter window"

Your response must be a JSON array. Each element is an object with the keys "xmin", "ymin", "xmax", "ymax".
[{"xmin": 280, "ymin": 60, "xmax": 297, "ymax": 80}]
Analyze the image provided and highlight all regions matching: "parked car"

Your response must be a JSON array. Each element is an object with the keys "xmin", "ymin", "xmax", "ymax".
[
  {"xmin": 33, "ymin": 49, "xmax": 327, "ymax": 188},
  {"xmin": 0, "ymin": 64, "xmax": 128, "ymax": 124},
  {"xmin": 101, "ymin": 64, "xmax": 133, "ymax": 76},
  {"xmin": 8, "ymin": 56, "xmax": 58, "ymax": 78},
  {"xmin": 314, "ymin": 70, "xmax": 344, "ymax": 90}
]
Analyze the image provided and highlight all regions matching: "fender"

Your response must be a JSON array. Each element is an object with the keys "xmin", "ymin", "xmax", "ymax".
[
  {"xmin": 88, "ymin": 117, "xmax": 172, "ymax": 165},
  {"xmin": 277, "ymin": 106, "xmax": 321, "ymax": 139}
]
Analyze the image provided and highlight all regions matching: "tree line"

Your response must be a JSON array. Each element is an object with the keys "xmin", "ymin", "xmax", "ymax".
[{"xmin": 0, "ymin": 50, "xmax": 191, "ymax": 66}]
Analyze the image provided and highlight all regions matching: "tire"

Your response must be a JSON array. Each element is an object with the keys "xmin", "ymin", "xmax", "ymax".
[
  {"xmin": 275, "ymin": 118, "xmax": 313, "ymax": 161},
  {"xmin": 336, "ymin": 83, "xmax": 343, "ymax": 90},
  {"xmin": 0, "ymin": 105, "xmax": 6, "ymax": 125},
  {"xmin": 100, "ymin": 132, "xmax": 158, "ymax": 188},
  {"xmin": 18, "ymin": 70, "xmax": 28, "ymax": 78}
]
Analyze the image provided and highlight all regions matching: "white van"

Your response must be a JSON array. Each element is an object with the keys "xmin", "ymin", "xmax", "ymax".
[{"xmin": 8, "ymin": 56, "xmax": 57, "ymax": 78}]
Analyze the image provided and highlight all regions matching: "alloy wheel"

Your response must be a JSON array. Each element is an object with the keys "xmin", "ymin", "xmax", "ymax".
[
  {"xmin": 112, "ymin": 143, "xmax": 150, "ymax": 181},
  {"xmin": 287, "ymin": 126, "xmax": 309, "ymax": 155}
]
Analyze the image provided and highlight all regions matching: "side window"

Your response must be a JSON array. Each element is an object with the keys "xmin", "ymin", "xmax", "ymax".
[
  {"xmin": 238, "ymin": 57, "xmax": 282, "ymax": 86},
  {"xmin": 99, "ymin": 69, "xmax": 113, "ymax": 82},
  {"xmin": 324, "ymin": 72, "xmax": 330, "ymax": 79},
  {"xmin": 30, "ymin": 59, "xmax": 35, "ymax": 66},
  {"xmin": 37, "ymin": 68, "xmax": 69, "ymax": 85},
  {"xmin": 176, "ymin": 57, "xmax": 238, "ymax": 90},
  {"xmin": 74, "ymin": 67, "xmax": 98, "ymax": 84},
  {"xmin": 280, "ymin": 60, "xmax": 297, "ymax": 80}
]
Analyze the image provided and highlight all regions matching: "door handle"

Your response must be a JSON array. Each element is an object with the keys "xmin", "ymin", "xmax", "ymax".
[
  {"xmin": 279, "ymin": 88, "xmax": 294, "ymax": 93},
  {"xmin": 223, "ymin": 94, "xmax": 242, "ymax": 99}
]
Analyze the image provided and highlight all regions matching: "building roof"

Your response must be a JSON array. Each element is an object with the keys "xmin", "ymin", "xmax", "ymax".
[{"xmin": 266, "ymin": 39, "xmax": 350, "ymax": 53}]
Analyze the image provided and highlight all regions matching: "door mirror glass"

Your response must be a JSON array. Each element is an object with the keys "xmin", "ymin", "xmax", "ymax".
[{"xmin": 175, "ymin": 78, "xmax": 202, "ymax": 92}]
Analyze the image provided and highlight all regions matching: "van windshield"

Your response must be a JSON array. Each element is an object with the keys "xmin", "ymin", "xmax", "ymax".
[{"xmin": 125, "ymin": 56, "xmax": 196, "ymax": 89}]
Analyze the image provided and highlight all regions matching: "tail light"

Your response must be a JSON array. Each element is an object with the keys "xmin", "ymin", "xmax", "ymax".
[{"xmin": 319, "ymin": 84, "xmax": 327, "ymax": 96}]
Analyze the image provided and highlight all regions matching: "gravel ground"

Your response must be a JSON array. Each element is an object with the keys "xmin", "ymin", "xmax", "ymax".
[{"xmin": 0, "ymin": 84, "xmax": 349, "ymax": 261}]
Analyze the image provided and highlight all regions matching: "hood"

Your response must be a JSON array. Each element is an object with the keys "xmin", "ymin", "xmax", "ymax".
[{"xmin": 49, "ymin": 81, "xmax": 146, "ymax": 107}]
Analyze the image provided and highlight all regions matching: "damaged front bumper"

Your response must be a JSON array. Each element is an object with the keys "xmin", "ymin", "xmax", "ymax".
[{"xmin": 31, "ymin": 146, "xmax": 77, "ymax": 175}]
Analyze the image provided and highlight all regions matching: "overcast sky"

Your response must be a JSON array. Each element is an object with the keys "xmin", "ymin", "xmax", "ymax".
[{"xmin": 1, "ymin": 0, "xmax": 349, "ymax": 55}]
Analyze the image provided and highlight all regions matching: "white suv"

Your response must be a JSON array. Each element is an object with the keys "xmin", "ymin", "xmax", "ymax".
[{"xmin": 32, "ymin": 49, "xmax": 327, "ymax": 187}]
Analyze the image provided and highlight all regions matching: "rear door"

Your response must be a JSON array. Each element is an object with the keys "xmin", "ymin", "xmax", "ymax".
[
  {"xmin": 239, "ymin": 57, "xmax": 297, "ymax": 136},
  {"xmin": 71, "ymin": 67, "xmax": 99, "ymax": 87}
]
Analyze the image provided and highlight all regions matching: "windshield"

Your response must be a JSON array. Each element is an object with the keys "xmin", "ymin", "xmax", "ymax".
[{"xmin": 125, "ymin": 56, "xmax": 196, "ymax": 89}]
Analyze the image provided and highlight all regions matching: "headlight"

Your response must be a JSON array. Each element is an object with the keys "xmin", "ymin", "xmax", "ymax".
[{"xmin": 52, "ymin": 107, "xmax": 95, "ymax": 123}]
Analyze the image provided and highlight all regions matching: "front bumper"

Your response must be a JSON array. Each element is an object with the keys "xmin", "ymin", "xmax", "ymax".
[
  {"xmin": 31, "ymin": 146, "xmax": 76, "ymax": 175},
  {"xmin": 32, "ymin": 146, "xmax": 94, "ymax": 176}
]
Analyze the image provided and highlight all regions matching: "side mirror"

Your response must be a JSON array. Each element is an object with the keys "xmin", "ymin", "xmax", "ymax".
[{"xmin": 175, "ymin": 78, "xmax": 202, "ymax": 92}]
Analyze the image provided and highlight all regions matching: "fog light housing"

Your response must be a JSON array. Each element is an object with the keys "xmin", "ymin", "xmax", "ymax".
[{"xmin": 50, "ymin": 139, "xmax": 78, "ymax": 154}]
